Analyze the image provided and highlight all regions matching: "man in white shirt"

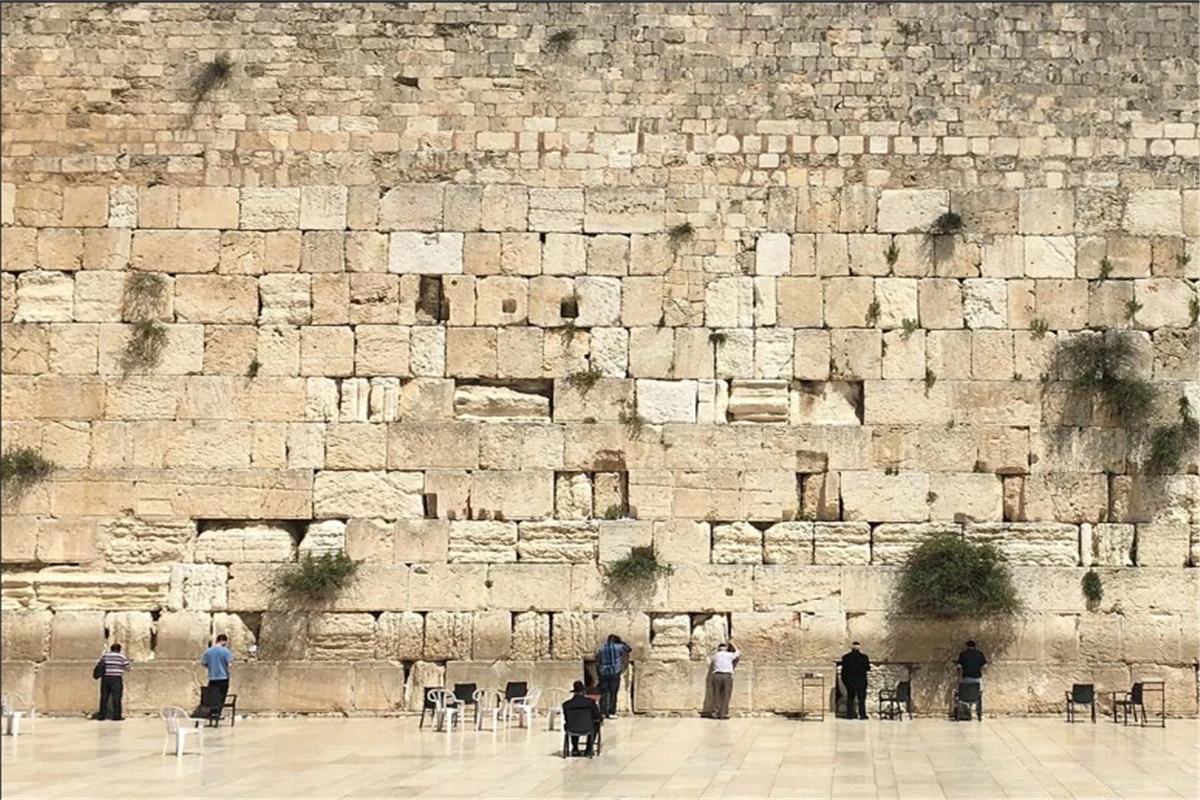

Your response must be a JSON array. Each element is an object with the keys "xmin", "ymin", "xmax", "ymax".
[{"xmin": 707, "ymin": 641, "xmax": 740, "ymax": 719}]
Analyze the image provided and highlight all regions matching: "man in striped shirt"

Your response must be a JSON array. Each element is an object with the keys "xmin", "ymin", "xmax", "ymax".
[
  {"xmin": 95, "ymin": 643, "xmax": 131, "ymax": 721},
  {"xmin": 594, "ymin": 634, "xmax": 632, "ymax": 719}
]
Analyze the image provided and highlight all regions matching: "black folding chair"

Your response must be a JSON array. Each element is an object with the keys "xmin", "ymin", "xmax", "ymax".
[
  {"xmin": 1064, "ymin": 683, "xmax": 1095, "ymax": 723},
  {"xmin": 878, "ymin": 680, "xmax": 912, "ymax": 720},
  {"xmin": 1112, "ymin": 683, "xmax": 1146, "ymax": 726},
  {"xmin": 453, "ymin": 683, "xmax": 477, "ymax": 726},
  {"xmin": 504, "ymin": 681, "xmax": 528, "ymax": 702},
  {"xmin": 419, "ymin": 685, "xmax": 445, "ymax": 729},
  {"xmin": 952, "ymin": 681, "xmax": 981, "ymax": 721},
  {"xmin": 560, "ymin": 705, "xmax": 602, "ymax": 758}
]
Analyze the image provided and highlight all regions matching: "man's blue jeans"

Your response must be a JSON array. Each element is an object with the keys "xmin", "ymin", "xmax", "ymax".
[{"xmin": 599, "ymin": 673, "xmax": 621, "ymax": 716}]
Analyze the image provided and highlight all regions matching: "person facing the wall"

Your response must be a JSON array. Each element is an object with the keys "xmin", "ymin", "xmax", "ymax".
[
  {"xmin": 201, "ymin": 634, "xmax": 234, "ymax": 722},
  {"xmin": 707, "ymin": 641, "xmax": 739, "ymax": 719},
  {"xmin": 955, "ymin": 639, "xmax": 988, "ymax": 720},
  {"xmin": 594, "ymin": 633, "xmax": 632, "ymax": 719},
  {"xmin": 838, "ymin": 640, "xmax": 872, "ymax": 720},
  {"xmin": 95, "ymin": 643, "xmax": 130, "ymax": 721}
]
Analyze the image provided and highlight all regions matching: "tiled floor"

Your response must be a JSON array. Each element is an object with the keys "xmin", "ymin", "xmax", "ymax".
[{"xmin": 2, "ymin": 715, "xmax": 1196, "ymax": 799}]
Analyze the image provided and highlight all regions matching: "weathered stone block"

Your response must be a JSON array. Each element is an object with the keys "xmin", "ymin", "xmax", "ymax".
[
  {"xmin": 871, "ymin": 523, "xmax": 961, "ymax": 566},
  {"xmin": 447, "ymin": 520, "xmax": 517, "ymax": 563},
  {"xmin": 813, "ymin": 522, "xmax": 870, "ymax": 565},
  {"xmin": 312, "ymin": 471, "xmax": 423, "ymax": 520},
  {"xmin": 388, "ymin": 232, "xmax": 464, "ymax": 275},
  {"xmin": 966, "ymin": 522, "xmax": 1079, "ymax": 566},
  {"xmin": 711, "ymin": 522, "xmax": 763, "ymax": 565},
  {"xmin": 517, "ymin": 520, "xmax": 598, "ymax": 563}
]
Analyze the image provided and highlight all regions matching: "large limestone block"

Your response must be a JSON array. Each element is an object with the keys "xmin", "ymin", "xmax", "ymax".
[
  {"xmin": 105, "ymin": 610, "xmax": 155, "ymax": 660},
  {"xmin": 962, "ymin": 279, "xmax": 1007, "ymax": 328},
  {"xmin": 1110, "ymin": 475, "xmax": 1198, "ymax": 525},
  {"xmin": 1021, "ymin": 473, "xmax": 1107, "ymax": 523},
  {"xmin": 0, "ymin": 609, "xmax": 51, "ymax": 662},
  {"xmin": 14, "ymin": 271, "xmax": 74, "ymax": 322},
  {"xmin": 453, "ymin": 385, "xmax": 549, "ymax": 421},
  {"xmin": 259, "ymin": 274, "xmax": 311, "ymax": 325},
  {"xmin": 688, "ymin": 614, "xmax": 729, "ymax": 660},
  {"xmin": 1134, "ymin": 278, "xmax": 1195, "ymax": 329},
  {"xmin": 813, "ymin": 522, "xmax": 870, "ymax": 565},
  {"xmin": 312, "ymin": 471, "xmax": 423, "ymax": 520},
  {"xmin": 517, "ymin": 520, "xmax": 599, "ymax": 563},
  {"xmin": 448, "ymin": 520, "xmax": 518, "ymax": 563},
  {"xmin": 470, "ymin": 469, "xmax": 553, "ymax": 521},
  {"xmin": 487, "ymin": 564, "xmax": 571, "ymax": 611},
  {"xmin": 763, "ymin": 522, "xmax": 813, "ymax": 565},
  {"xmin": 404, "ymin": 661, "xmax": 446, "ymax": 711},
  {"xmin": 870, "ymin": 523, "xmax": 962, "ymax": 566},
  {"xmin": 393, "ymin": 520, "xmax": 450, "ymax": 564},
  {"xmin": 318, "ymin": 565, "xmax": 411, "ymax": 613},
  {"xmin": 308, "ymin": 613, "xmax": 376, "ymax": 661},
  {"xmin": 96, "ymin": 517, "xmax": 195, "ymax": 566},
  {"xmin": 584, "ymin": 187, "xmax": 663, "ymax": 234},
  {"xmin": 134, "ymin": 469, "xmax": 311, "ymax": 520},
  {"xmin": 34, "ymin": 661, "xmax": 111, "ymax": 713},
  {"xmin": 1124, "ymin": 190, "xmax": 1182, "ymax": 236},
  {"xmin": 792, "ymin": 381, "xmax": 862, "ymax": 425},
  {"xmin": 1090, "ymin": 523, "xmax": 1134, "ymax": 567},
  {"xmin": 423, "ymin": 610, "xmax": 473, "ymax": 660},
  {"xmin": 277, "ymin": 663, "xmax": 354, "ymax": 712},
  {"xmin": 633, "ymin": 660, "xmax": 752, "ymax": 713},
  {"xmin": 653, "ymin": 520, "xmax": 711, "ymax": 565},
  {"xmin": 634, "ymin": 379, "xmax": 696, "ymax": 424},
  {"xmin": 375, "ymin": 611, "xmax": 423, "ymax": 660},
  {"xmin": 752, "ymin": 566, "xmax": 842, "ymax": 613},
  {"xmin": 649, "ymin": 614, "xmax": 691, "ymax": 661},
  {"xmin": 194, "ymin": 522, "xmax": 300, "ymax": 566},
  {"xmin": 928, "ymin": 473, "xmax": 1003, "ymax": 523},
  {"xmin": 388, "ymin": 232, "xmax": 463, "ymax": 275},
  {"xmin": 49, "ymin": 610, "xmax": 106, "ymax": 659},
  {"xmin": 352, "ymin": 662, "xmax": 407, "ymax": 712},
  {"xmin": 37, "ymin": 569, "xmax": 170, "ymax": 612},
  {"xmin": 168, "ymin": 564, "xmax": 227, "ymax": 612},
  {"xmin": 241, "ymin": 188, "xmax": 300, "ymax": 230},
  {"xmin": 966, "ymin": 522, "xmax": 1078, "ymax": 566},
  {"xmin": 841, "ymin": 471, "xmax": 929, "ymax": 523},
  {"xmin": 155, "ymin": 611, "xmax": 213, "ymax": 660},
  {"xmin": 409, "ymin": 564, "xmax": 488, "ymax": 611},
  {"xmin": 551, "ymin": 611, "xmax": 599, "ymax": 660},
  {"xmin": 876, "ymin": 190, "xmax": 949, "ymax": 233},
  {"xmin": 470, "ymin": 609, "xmax": 512, "ymax": 660},
  {"xmin": 0, "ymin": 662, "xmax": 36, "ymax": 709},
  {"xmin": 711, "ymin": 522, "xmax": 763, "ymax": 565},
  {"xmin": 258, "ymin": 612, "xmax": 310, "ymax": 660},
  {"xmin": 388, "ymin": 422, "xmax": 480, "ymax": 469},
  {"xmin": 299, "ymin": 519, "xmax": 347, "ymax": 557},
  {"xmin": 1135, "ymin": 523, "xmax": 1191, "ymax": 567},
  {"xmin": 512, "ymin": 611, "xmax": 551, "ymax": 660},
  {"xmin": 554, "ymin": 472, "xmax": 593, "ymax": 520},
  {"xmin": 730, "ymin": 612, "xmax": 801, "ymax": 662},
  {"xmin": 37, "ymin": 518, "xmax": 96, "ymax": 564}
]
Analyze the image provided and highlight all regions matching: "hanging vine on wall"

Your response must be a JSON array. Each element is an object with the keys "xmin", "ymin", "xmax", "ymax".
[
  {"xmin": 0, "ymin": 447, "xmax": 57, "ymax": 505},
  {"xmin": 120, "ymin": 272, "xmax": 170, "ymax": 374}
]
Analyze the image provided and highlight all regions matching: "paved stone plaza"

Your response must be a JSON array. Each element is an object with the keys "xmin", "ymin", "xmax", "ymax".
[{"xmin": 1, "ymin": 716, "xmax": 1197, "ymax": 799}]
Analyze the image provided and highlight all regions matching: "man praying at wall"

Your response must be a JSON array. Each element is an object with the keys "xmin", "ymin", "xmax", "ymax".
[
  {"xmin": 837, "ymin": 641, "xmax": 872, "ymax": 720},
  {"xmin": 594, "ymin": 634, "xmax": 632, "ymax": 719}
]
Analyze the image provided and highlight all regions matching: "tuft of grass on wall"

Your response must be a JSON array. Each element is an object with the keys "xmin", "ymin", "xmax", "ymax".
[
  {"xmin": 1081, "ymin": 569, "xmax": 1103, "ymax": 605},
  {"xmin": 277, "ymin": 551, "xmax": 359, "ymax": 602},
  {"xmin": 545, "ymin": 29, "xmax": 577, "ymax": 54},
  {"xmin": 191, "ymin": 52, "xmax": 233, "ymax": 103},
  {"xmin": 606, "ymin": 546, "xmax": 672, "ymax": 585},
  {"xmin": 1052, "ymin": 331, "xmax": 1157, "ymax": 430},
  {"xmin": 120, "ymin": 320, "xmax": 168, "ymax": 374},
  {"xmin": 0, "ymin": 447, "xmax": 57, "ymax": 504}
]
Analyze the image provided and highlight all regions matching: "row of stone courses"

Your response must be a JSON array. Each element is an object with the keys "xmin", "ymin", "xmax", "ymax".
[
  {"xmin": 5, "ymin": 601, "xmax": 1197, "ymax": 671},
  {"xmin": 3, "ymin": 560, "xmax": 1197, "ymax": 617},
  {"xmin": 4, "ymin": 517, "xmax": 1196, "ymax": 572},
  {"xmin": 4, "ymin": 183, "xmax": 1198, "ymax": 236}
]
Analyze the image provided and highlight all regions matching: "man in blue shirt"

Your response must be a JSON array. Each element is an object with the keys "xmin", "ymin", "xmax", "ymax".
[
  {"xmin": 594, "ymin": 634, "xmax": 632, "ymax": 719},
  {"xmin": 200, "ymin": 634, "xmax": 233, "ymax": 722}
]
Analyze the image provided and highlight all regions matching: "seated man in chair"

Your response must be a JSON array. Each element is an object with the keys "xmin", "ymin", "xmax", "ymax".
[{"xmin": 562, "ymin": 681, "xmax": 603, "ymax": 757}]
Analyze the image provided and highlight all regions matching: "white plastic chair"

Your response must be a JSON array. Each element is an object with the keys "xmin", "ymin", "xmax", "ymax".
[
  {"xmin": 426, "ymin": 688, "xmax": 459, "ymax": 733},
  {"xmin": 160, "ymin": 707, "xmax": 205, "ymax": 756},
  {"xmin": 1, "ymin": 693, "xmax": 35, "ymax": 737},
  {"xmin": 543, "ymin": 688, "xmax": 569, "ymax": 731},
  {"xmin": 473, "ymin": 688, "xmax": 505, "ymax": 731},
  {"xmin": 505, "ymin": 687, "xmax": 543, "ymax": 729}
]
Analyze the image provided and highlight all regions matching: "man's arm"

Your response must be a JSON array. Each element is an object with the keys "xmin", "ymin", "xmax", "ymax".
[{"xmin": 864, "ymin": 655, "xmax": 871, "ymax": 672}]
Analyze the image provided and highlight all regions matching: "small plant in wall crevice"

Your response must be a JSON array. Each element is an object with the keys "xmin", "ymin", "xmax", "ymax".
[
  {"xmin": 1081, "ymin": 569, "xmax": 1103, "ymax": 607},
  {"xmin": 544, "ymin": 28, "xmax": 577, "ymax": 54},
  {"xmin": 0, "ymin": 447, "xmax": 57, "ymax": 505},
  {"xmin": 928, "ymin": 211, "xmax": 963, "ymax": 237},
  {"xmin": 120, "ymin": 320, "xmax": 168, "ymax": 374},
  {"xmin": 668, "ymin": 222, "xmax": 695, "ymax": 250},
  {"xmin": 191, "ymin": 51, "xmax": 233, "ymax": 103},
  {"xmin": 1145, "ymin": 397, "xmax": 1199, "ymax": 475},
  {"xmin": 564, "ymin": 363, "xmax": 604, "ymax": 396},
  {"xmin": 277, "ymin": 550, "xmax": 360, "ymax": 603}
]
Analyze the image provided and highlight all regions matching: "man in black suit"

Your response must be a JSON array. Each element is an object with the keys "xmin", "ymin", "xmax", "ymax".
[
  {"xmin": 838, "ymin": 641, "xmax": 872, "ymax": 720},
  {"xmin": 562, "ymin": 680, "xmax": 603, "ymax": 756}
]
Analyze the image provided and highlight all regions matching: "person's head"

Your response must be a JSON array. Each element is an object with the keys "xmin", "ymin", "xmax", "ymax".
[
  {"xmin": 966, "ymin": 640, "xmax": 976, "ymax": 649},
  {"xmin": 572, "ymin": 680, "xmax": 585, "ymax": 695},
  {"xmin": 607, "ymin": 634, "xmax": 621, "ymax": 645},
  {"xmin": 851, "ymin": 641, "xmax": 860, "ymax": 651},
  {"xmin": 216, "ymin": 634, "xmax": 228, "ymax": 645},
  {"xmin": 109, "ymin": 643, "xmax": 122, "ymax": 653},
  {"xmin": 717, "ymin": 643, "xmax": 728, "ymax": 652}
]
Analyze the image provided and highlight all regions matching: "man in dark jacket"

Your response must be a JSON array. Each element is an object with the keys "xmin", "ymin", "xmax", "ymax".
[
  {"xmin": 955, "ymin": 640, "xmax": 988, "ymax": 719},
  {"xmin": 838, "ymin": 641, "xmax": 872, "ymax": 720},
  {"xmin": 561, "ymin": 681, "xmax": 603, "ymax": 756}
]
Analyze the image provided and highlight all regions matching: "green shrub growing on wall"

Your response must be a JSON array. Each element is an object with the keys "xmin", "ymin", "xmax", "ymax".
[
  {"xmin": 1146, "ymin": 397, "xmax": 1199, "ymax": 475},
  {"xmin": 895, "ymin": 535, "xmax": 1020, "ymax": 619},
  {"xmin": 1081, "ymin": 569, "xmax": 1103, "ymax": 605},
  {"xmin": 278, "ymin": 551, "xmax": 359, "ymax": 602},
  {"xmin": 606, "ymin": 546, "xmax": 672, "ymax": 586},
  {"xmin": 1052, "ymin": 331, "xmax": 1156, "ymax": 430},
  {"xmin": 0, "ymin": 447, "xmax": 57, "ymax": 503}
]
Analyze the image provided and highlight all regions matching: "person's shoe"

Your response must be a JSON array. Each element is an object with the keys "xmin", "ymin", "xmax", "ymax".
[
  {"xmin": 570, "ymin": 750, "xmax": 582, "ymax": 757},
  {"xmin": 93, "ymin": 715, "xmax": 106, "ymax": 721},
  {"xmin": 112, "ymin": 717, "xmax": 124, "ymax": 721}
]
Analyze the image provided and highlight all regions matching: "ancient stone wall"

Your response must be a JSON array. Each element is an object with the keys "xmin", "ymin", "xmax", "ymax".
[{"xmin": 1, "ymin": 2, "xmax": 1198, "ymax": 716}]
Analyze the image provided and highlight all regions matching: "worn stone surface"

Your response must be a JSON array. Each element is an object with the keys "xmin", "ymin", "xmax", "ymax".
[{"xmin": 2, "ymin": 2, "xmax": 1196, "ymax": 714}]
